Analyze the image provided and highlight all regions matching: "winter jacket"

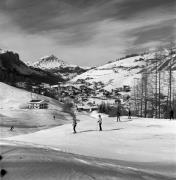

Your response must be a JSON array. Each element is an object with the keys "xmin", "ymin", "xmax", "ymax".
[{"xmin": 98, "ymin": 117, "xmax": 102, "ymax": 124}]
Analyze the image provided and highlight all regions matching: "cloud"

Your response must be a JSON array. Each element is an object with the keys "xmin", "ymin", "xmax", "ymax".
[
  {"xmin": 0, "ymin": 0, "xmax": 175, "ymax": 65},
  {"xmin": 111, "ymin": 0, "xmax": 175, "ymax": 20},
  {"xmin": 128, "ymin": 19, "xmax": 175, "ymax": 49}
]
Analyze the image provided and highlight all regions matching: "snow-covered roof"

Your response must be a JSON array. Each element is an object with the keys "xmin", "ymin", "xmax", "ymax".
[{"xmin": 29, "ymin": 100, "xmax": 47, "ymax": 104}]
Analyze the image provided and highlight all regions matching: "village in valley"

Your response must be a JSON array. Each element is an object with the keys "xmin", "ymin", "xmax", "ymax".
[{"xmin": 15, "ymin": 78, "xmax": 131, "ymax": 112}]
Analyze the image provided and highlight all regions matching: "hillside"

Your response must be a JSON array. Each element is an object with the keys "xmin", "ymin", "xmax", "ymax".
[
  {"xmin": 0, "ymin": 82, "xmax": 61, "ymax": 109},
  {"xmin": 0, "ymin": 50, "xmax": 63, "ymax": 84},
  {"xmin": 71, "ymin": 49, "xmax": 176, "ymax": 91},
  {"xmin": 0, "ymin": 82, "xmax": 72, "ymax": 137}
]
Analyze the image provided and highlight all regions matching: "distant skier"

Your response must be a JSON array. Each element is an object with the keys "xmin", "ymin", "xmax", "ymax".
[
  {"xmin": 117, "ymin": 110, "xmax": 121, "ymax": 122},
  {"xmin": 72, "ymin": 110, "xmax": 77, "ymax": 133},
  {"xmin": 97, "ymin": 114, "xmax": 102, "ymax": 131},
  {"xmin": 128, "ymin": 109, "xmax": 131, "ymax": 119},
  {"xmin": 10, "ymin": 126, "xmax": 14, "ymax": 131},
  {"xmin": 53, "ymin": 115, "xmax": 55, "ymax": 120},
  {"xmin": 116, "ymin": 101, "xmax": 121, "ymax": 122},
  {"xmin": 170, "ymin": 109, "xmax": 174, "ymax": 120}
]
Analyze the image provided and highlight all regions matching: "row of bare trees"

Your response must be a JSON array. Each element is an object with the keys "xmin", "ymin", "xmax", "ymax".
[{"xmin": 132, "ymin": 47, "xmax": 176, "ymax": 119}]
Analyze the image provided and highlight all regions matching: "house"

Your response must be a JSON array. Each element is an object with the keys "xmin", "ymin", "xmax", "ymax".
[
  {"xmin": 75, "ymin": 79, "xmax": 86, "ymax": 84},
  {"xmin": 31, "ymin": 86, "xmax": 40, "ymax": 93},
  {"xmin": 28, "ymin": 100, "xmax": 48, "ymax": 109},
  {"xmin": 51, "ymin": 85, "xmax": 59, "ymax": 90},
  {"xmin": 123, "ymin": 85, "xmax": 131, "ymax": 92},
  {"xmin": 15, "ymin": 82, "xmax": 28, "ymax": 89},
  {"xmin": 40, "ymin": 83, "xmax": 51, "ymax": 89}
]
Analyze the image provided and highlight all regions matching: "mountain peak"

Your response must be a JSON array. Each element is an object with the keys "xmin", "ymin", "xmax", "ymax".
[
  {"xmin": 41, "ymin": 54, "xmax": 59, "ymax": 61},
  {"xmin": 33, "ymin": 55, "xmax": 66, "ymax": 69}
]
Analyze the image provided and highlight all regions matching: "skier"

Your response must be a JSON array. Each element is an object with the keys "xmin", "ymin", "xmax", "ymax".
[
  {"xmin": 72, "ymin": 109, "xmax": 77, "ymax": 133},
  {"xmin": 116, "ymin": 101, "xmax": 121, "ymax": 122},
  {"xmin": 97, "ymin": 114, "xmax": 102, "ymax": 131},
  {"xmin": 128, "ymin": 109, "xmax": 131, "ymax": 119},
  {"xmin": 170, "ymin": 109, "xmax": 174, "ymax": 120},
  {"xmin": 117, "ymin": 110, "xmax": 121, "ymax": 122},
  {"xmin": 10, "ymin": 126, "xmax": 14, "ymax": 131},
  {"xmin": 53, "ymin": 115, "xmax": 55, "ymax": 120}
]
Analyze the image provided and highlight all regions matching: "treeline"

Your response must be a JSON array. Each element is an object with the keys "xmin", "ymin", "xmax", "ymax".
[
  {"xmin": 98, "ymin": 102, "xmax": 129, "ymax": 117},
  {"xmin": 132, "ymin": 47, "xmax": 176, "ymax": 119}
]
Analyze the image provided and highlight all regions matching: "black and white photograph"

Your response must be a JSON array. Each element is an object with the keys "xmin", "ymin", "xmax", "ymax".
[{"xmin": 0, "ymin": 0, "xmax": 176, "ymax": 179}]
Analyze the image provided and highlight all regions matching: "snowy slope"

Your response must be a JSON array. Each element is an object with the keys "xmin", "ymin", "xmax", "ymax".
[
  {"xmin": 71, "ymin": 54, "xmax": 150, "ymax": 90},
  {"xmin": 0, "ymin": 82, "xmax": 73, "ymax": 137},
  {"xmin": 71, "ymin": 50, "xmax": 176, "ymax": 91},
  {"xmin": 0, "ymin": 82, "xmax": 61, "ymax": 109},
  {"xmin": 5, "ymin": 112, "xmax": 176, "ymax": 164}
]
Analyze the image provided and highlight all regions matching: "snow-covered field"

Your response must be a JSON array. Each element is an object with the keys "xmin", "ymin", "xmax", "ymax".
[
  {"xmin": 1, "ymin": 113, "xmax": 176, "ymax": 179},
  {"xmin": 1, "ymin": 144, "xmax": 175, "ymax": 180},
  {"xmin": 4, "ymin": 113, "xmax": 176, "ymax": 164}
]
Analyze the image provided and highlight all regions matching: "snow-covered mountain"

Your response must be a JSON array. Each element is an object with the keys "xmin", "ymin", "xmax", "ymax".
[
  {"xmin": 32, "ymin": 55, "xmax": 90, "ymax": 70},
  {"xmin": 32, "ymin": 55, "xmax": 66, "ymax": 69},
  {"xmin": 71, "ymin": 49, "xmax": 176, "ymax": 91},
  {"xmin": 31, "ymin": 55, "xmax": 90, "ymax": 80}
]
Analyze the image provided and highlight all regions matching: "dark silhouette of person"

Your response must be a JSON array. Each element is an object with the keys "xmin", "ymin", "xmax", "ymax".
[
  {"xmin": 53, "ymin": 115, "xmax": 55, "ymax": 120},
  {"xmin": 128, "ymin": 109, "xmax": 131, "ymax": 119},
  {"xmin": 97, "ymin": 114, "xmax": 102, "ymax": 131},
  {"xmin": 117, "ymin": 110, "xmax": 121, "ymax": 122},
  {"xmin": 10, "ymin": 126, "xmax": 14, "ymax": 131},
  {"xmin": 170, "ymin": 109, "xmax": 174, "ymax": 120},
  {"xmin": 1, "ymin": 169, "xmax": 7, "ymax": 178},
  {"xmin": 72, "ymin": 112, "xmax": 77, "ymax": 133}
]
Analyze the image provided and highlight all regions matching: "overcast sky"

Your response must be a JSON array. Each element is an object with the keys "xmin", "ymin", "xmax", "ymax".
[{"xmin": 0, "ymin": 0, "xmax": 175, "ymax": 66}]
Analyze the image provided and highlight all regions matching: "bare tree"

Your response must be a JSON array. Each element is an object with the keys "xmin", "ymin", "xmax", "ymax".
[
  {"xmin": 155, "ymin": 53, "xmax": 158, "ymax": 118},
  {"xmin": 144, "ymin": 61, "xmax": 148, "ymax": 118}
]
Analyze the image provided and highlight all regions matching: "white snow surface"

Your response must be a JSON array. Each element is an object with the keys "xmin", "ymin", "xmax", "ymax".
[
  {"xmin": 71, "ymin": 55, "xmax": 151, "ymax": 90},
  {"xmin": 0, "ymin": 82, "xmax": 61, "ymax": 109},
  {"xmin": 4, "ymin": 111, "xmax": 176, "ymax": 163},
  {"xmin": 71, "ymin": 52, "xmax": 176, "ymax": 91},
  {"xmin": 0, "ymin": 83, "xmax": 73, "ymax": 137}
]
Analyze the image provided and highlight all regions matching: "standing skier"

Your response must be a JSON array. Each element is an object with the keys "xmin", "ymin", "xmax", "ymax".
[
  {"xmin": 116, "ymin": 106, "xmax": 121, "ymax": 122},
  {"xmin": 97, "ymin": 114, "xmax": 102, "ymax": 131},
  {"xmin": 170, "ymin": 109, "xmax": 174, "ymax": 120},
  {"xmin": 72, "ymin": 108, "xmax": 78, "ymax": 133},
  {"xmin": 72, "ymin": 115, "xmax": 77, "ymax": 133},
  {"xmin": 116, "ymin": 101, "xmax": 121, "ymax": 122},
  {"xmin": 128, "ymin": 109, "xmax": 131, "ymax": 119},
  {"xmin": 10, "ymin": 126, "xmax": 14, "ymax": 131}
]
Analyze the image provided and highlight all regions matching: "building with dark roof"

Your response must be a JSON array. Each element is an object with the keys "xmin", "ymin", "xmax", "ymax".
[{"xmin": 28, "ymin": 99, "xmax": 48, "ymax": 109}]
